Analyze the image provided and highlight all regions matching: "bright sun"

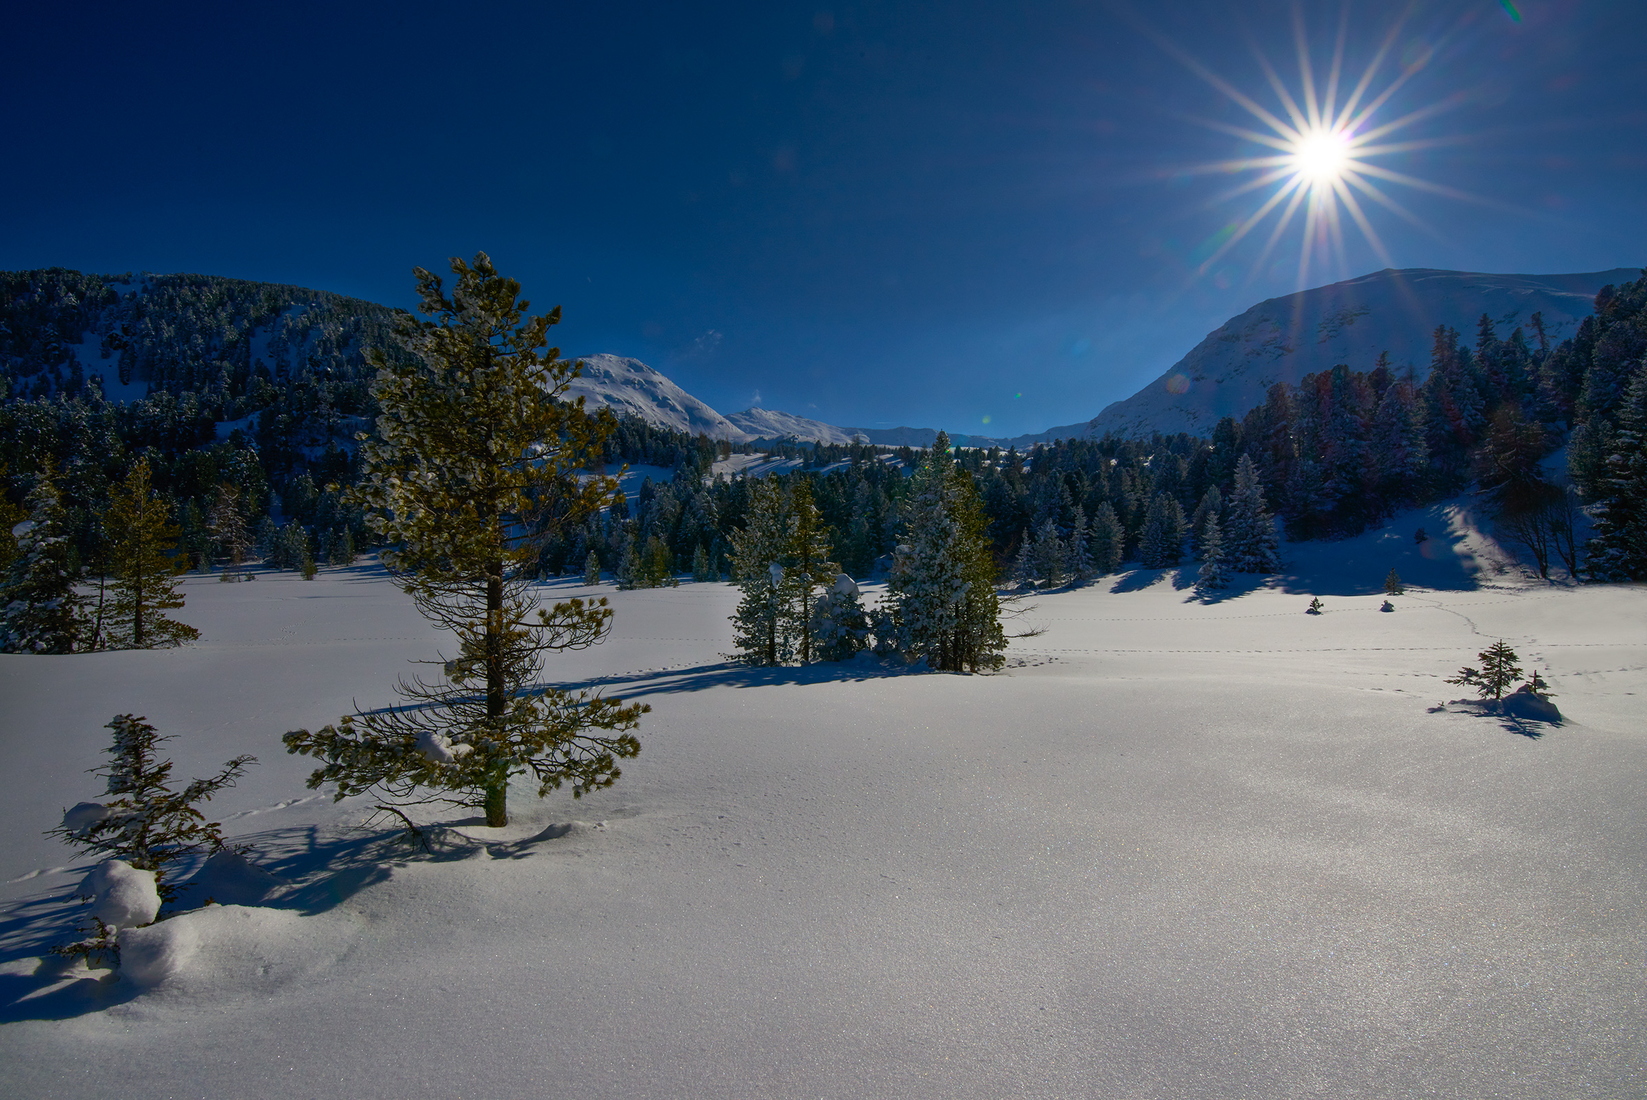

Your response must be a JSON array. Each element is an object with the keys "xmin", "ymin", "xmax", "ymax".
[
  {"xmin": 1149, "ymin": 8, "xmax": 1472, "ymax": 288},
  {"xmin": 1291, "ymin": 127, "xmax": 1352, "ymax": 183}
]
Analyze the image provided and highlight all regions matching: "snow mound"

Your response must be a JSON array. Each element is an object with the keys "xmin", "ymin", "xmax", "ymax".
[
  {"xmin": 83, "ymin": 860, "xmax": 159, "ymax": 930},
  {"xmin": 119, "ymin": 904, "xmax": 357, "ymax": 994},
  {"xmin": 183, "ymin": 849, "xmax": 286, "ymax": 908}
]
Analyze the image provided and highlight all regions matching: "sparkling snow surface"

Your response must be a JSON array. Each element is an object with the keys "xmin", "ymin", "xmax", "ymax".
[{"xmin": 1, "ymin": 532, "xmax": 1644, "ymax": 1098}]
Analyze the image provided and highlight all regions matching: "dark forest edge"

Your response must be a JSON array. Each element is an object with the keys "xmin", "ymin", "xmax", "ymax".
[{"xmin": 1, "ymin": 265, "xmax": 1643, "ymax": 648}]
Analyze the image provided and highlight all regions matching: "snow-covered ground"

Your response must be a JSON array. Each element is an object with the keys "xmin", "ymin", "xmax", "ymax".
[{"xmin": 1, "ymin": 526, "xmax": 1644, "ymax": 1098}]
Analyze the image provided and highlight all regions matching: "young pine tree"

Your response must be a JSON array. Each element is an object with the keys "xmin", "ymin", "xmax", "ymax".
[
  {"xmin": 1193, "ymin": 513, "xmax": 1229, "ymax": 596},
  {"xmin": 105, "ymin": 458, "xmax": 199, "ymax": 648},
  {"xmin": 1446, "ymin": 640, "xmax": 1524, "ymax": 701},
  {"xmin": 0, "ymin": 467, "xmax": 87, "ymax": 653},
  {"xmin": 1384, "ymin": 568, "xmax": 1405, "ymax": 596},
  {"xmin": 49, "ymin": 715, "xmax": 254, "ymax": 904},
  {"xmin": 884, "ymin": 432, "xmax": 1005, "ymax": 672},
  {"xmin": 285, "ymin": 254, "xmax": 644, "ymax": 828}
]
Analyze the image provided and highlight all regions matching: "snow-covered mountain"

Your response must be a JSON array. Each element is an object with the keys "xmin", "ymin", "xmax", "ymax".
[
  {"xmin": 563, "ymin": 354, "xmax": 753, "ymax": 441},
  {"xmin": 724, "ymin": 407, "xmax": 864, "ymax": 445},
  {"xmin": 1073, "ymin": 267, "xmax": 1636, "ymax": 439}
]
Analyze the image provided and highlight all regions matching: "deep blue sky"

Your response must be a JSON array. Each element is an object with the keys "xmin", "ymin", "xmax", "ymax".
[{"xmin": 4, "ymin": 1, "xmax": 1643, "ymax": 437}]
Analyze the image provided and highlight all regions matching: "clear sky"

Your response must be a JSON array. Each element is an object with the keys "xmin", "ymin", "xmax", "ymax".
[{"xmin": 3, "ymin": 1, "xmax": 1643, "ymax": 437}]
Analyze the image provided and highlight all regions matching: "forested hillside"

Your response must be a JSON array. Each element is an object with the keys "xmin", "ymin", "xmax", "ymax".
[{"xmin": 3, "ymin": 266, "xmax": 1644, "ymax": 602}]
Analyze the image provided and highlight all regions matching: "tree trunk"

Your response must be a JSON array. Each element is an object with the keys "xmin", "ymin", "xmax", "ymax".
[{"xmin": 483, "ymin": 561, "xmax": 508, "ymax": 826}]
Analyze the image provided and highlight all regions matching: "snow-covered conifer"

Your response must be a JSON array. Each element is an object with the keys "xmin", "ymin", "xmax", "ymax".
[
  {"xmin": 285, "ymin": 255, "xmax": 645, "ymax": 828},
  {"xmin": 1194, "ymin": 513, "xmax": 1229, "ymax": 596},
  {"xmin": 1585, "ymin": 363, "xmax": 1647, "ymax": 581},
  {"xmin": 1028, "ymin": 517, "xmax": 1067, "ymax": 587},
  {"xmin": 1089, "ymin": 501, "xmax": 1124, "ymax": 575},
  {"xmin": 728, "ymin": 477, "xmax": 795, "ymax": 664},
  {"xmin": 883, "ymin": 432, "xmax": 1004, "ymax": 672},
  {"xmin": 1223, "ymin": 454, "xmax": 1282, "ymax": 573},
  {"xmin": 207, "ymin": 483, "xmax": 253, "ymax": 572},
  {"xmin": 0, "ymin": 467, "xmax": 87, "ymax": 653},
  {"xmin": 1066, "ymin": 504, "xmax": 1094, "ymax": 585},
  {"xmin": 1138, "ymin": 492, "xmax": 1185, "ymax": 568},
  {"xmin": 812, "ymin": 572, "xmax": 871, "ymax": 661},
  {"xmin": 1384, "ymin": 568, "xmax": 1404, "ymax": 596},
  {"xmin": 48, "ymin": 715, "xmax": 254, "ymax": 904}
]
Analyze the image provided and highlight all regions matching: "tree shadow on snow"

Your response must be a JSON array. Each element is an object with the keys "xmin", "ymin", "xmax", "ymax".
[
  {"xmin": 0, "ymin": 811, "xmax": 524, "ymax": 1023},
  {"xmin": 1428, "ymin": 697, "xmax": 1564, "ymax": 740},
  {"xmin": 534, "ymin": 657, "xmax": 916, "ymax": 701}
]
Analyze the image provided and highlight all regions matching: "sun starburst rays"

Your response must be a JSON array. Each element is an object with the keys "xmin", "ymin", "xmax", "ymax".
[{"xmin": 1165, "ymin": 8, "xmax": 1470, "ymax": 290}]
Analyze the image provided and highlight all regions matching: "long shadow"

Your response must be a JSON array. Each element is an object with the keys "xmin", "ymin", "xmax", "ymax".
[
  {"xmin": 0, "ymin": 801, "xmax": 646, "ymax": 1023},
  {"xmin": 534, "ymin": 657, "xmax": 915, "ymax": 701}
]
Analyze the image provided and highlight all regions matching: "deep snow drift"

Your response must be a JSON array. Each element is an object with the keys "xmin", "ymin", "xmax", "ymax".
[{"xmin": 1, "ymin": 518, "xmax": 1643, "ymax": 1099}]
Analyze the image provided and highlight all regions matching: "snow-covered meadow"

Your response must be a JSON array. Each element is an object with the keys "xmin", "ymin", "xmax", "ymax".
[{"xmin": 1, "ymin": 510, "xmax": 1644, "ymax": 1099}]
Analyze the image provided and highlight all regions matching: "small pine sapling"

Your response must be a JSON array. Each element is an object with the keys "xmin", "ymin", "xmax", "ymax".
[
  {"xmin": 1445, "ymin": 640, "xmax": 1524, "ymax": 701},
  {"xmin": 1306, "ymin": 596, "xmax": 1324, "ymax": 614},
  {"xmin": 1384, "ymin": 568, "xmax": 1404, "ymax": 596},
  {"xmin": 584, "ymin": 550, "xmax": 602, "ymax": 587},
  {"xmin": 48, "ymin": 715, "xmax": 254, "ymax": 962},
  {"xmin": 1380, "ymin": 599, "xmax": 1395, "ymax": 612},
  {"xmin": 1520, "ymin": 670, "xmax": 1556, "ymax": 698},
  {"xmin": 49, "ymin": 715, "xmax": 256, "ymax": 902}
]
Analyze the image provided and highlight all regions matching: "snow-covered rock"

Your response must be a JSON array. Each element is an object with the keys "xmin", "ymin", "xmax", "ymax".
[
  {"xmin": 82, "ymin": 859, "xmax": 159, "ymax": 930},
  {"xmin": 562, "ymin": 354, "xmax": 751, "ymax": 441},
  {"xmin": 1078, "ymin": 267, "xmax": 1636, "ymax": 439}
]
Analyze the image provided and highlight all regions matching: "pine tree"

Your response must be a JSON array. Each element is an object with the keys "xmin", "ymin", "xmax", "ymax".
[
  {"xmin": 1384, "ymin": 568, "xmax": 1404, "ymax": 596},
  {"xmin": 584, "ymin": 549, "xmax": 602, "ymax": 586},
  {"xmin": 1028, "ymin": 517, "xmax": 1067, "ymax": 586},
  {"xmin": 690, "ymin": 544, "xmax": 713, "ymax": 582},
  {"xmin": 1585, "ymin": 363, "xmax": 1647, "ymax": 581},
  {"xmin": 783, "ymin": 478, "xmax": 837, "ymax": 663},
  {"xmin": 1066, "ymin": 503, "xmax": 1094, "ymax": 585},
  {"xmin": 884, "ymin": 432, "xmax": 1005, "ymax": 672},
  {"xmin": 1446, "ymin": 640, "xmax": 1523, "ymax": 701},
  {"xmin": 1089, "ymin": 501, "xmax": 1124, "ymax": 575},
  {"xmin": 1138, "ymin": 492, "xmax": 1185, "ymax": 568},
  {"xmin": 284, "ymin": 254, "xmax": 644, "ymax": 828},
  {"xmin": 104, "ymin": 458, "xmax": 199, "ymax": 648},
  {"xmin": 48, "ymin": 715, "xmax": 254, "ymax": 904},
  {"xmin": 1194, "ymin": 513, "xmax": 1228, "ymax": 596},
  {"xmin": 812, "ymin": 573, "xmax": 871, "ymax": 661},
  {"xmin": 728, "ymin": 477, "xmax": 795, "ymax": 665},
  {"xmin": 0, "ymin": 467, "xmax": 87, "ymax": 653},
  {"xmin": 1223, "ymin": 454, "xmax": 1282, "ymax": 573}
]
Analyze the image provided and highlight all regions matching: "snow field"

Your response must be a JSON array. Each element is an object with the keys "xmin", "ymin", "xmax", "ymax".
[{"xmin": 0, "ymin": 550, "xmax": 1644, "ymax": 1099}]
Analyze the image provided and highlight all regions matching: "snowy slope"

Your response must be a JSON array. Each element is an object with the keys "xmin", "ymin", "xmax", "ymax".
[
  {"xmin": 563, "ymin": 353, "xmax": 752, "ymax": 441},
  {"xmin": 1078, "ymin": 267, "xmax": 1638, "ymax": 439},
  {"xmin": 725, "ymin": 407, "xmax": 864, "ymax": 445},
  {"xmin": 3, "ymin": 515, "xmax": 1646, "ymax": 1098}
]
